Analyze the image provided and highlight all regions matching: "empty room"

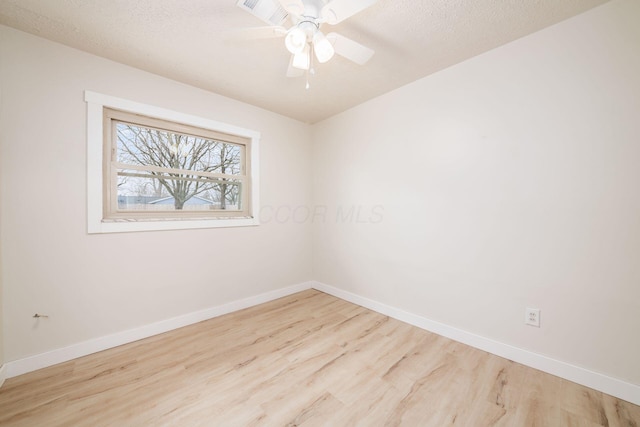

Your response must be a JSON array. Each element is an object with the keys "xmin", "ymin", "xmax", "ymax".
[{"xmin": 0, "ymin": 0, "xmax": 639, "ymax": 425}]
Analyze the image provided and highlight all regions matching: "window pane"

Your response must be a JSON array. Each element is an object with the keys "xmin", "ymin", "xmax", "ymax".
[
  {"xmin": 117, "ymin": 174, "xmax": 242, "ymax": 211},
  {"xmin": 115, "ymin": 122, "xmax": 242, "ymax": 175}
]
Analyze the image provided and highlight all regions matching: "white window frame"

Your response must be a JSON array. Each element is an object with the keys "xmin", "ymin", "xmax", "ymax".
[{"xmin": 85, "ymin": 91, "xmax": 260, "ymax": 233}]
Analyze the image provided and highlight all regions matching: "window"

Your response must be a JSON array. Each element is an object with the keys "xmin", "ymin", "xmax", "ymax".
[
  {"xmin": 86, "ymin": 91, "xmax": 260, "ymax": 233},
  {"xmin": 105, "ymin": 108, "xmax": 251, "ymax": 219}
]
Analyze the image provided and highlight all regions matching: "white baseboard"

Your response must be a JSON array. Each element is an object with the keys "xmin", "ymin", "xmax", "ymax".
[
  {"xmin": 0, "ymin": 364, "xmax": 6, "ymax": 388},
  {"xmin": 4, "ymin": 280, "xmax": 639, "ymax": 406},
  {"xmin": 311, "ymin": 281, "xmax": 640, "ymax": 406},
  {"xmin": 5, "ymin": 281, "xmax": 313, "ymax": 379}
]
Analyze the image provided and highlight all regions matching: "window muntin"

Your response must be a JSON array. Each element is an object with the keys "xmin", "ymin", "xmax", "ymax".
[{"xmin": 104, "ymin": 108, "xmax": 251, "ymax": 219}]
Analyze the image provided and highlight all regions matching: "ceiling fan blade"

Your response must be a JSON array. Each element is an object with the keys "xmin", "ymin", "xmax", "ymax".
[
  {"xmin": 236, "ymin": 0, "xmax": 289, "ymax": 26},
  {"xmin": 227, "ymin": 26, "xmax": 287, "ymax": 41},
  {"xmin": 286, "ymin": 55, "xmax": 305, "ymax": 77},
  {"xmin": 326, "ymin": 32, "xmax": 374, "ymax": 65},
  {"xmin": 277, "ymin": 0, "xmax": 305, "ymax": 16},
  {"xmin": 321, "ymin": 0, "xmax": 378, "ymax": 25}
]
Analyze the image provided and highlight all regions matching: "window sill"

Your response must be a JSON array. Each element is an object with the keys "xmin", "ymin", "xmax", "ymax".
[{"xmin": 90, "ymin": 216, "xmax": 259, "ymax": 234}]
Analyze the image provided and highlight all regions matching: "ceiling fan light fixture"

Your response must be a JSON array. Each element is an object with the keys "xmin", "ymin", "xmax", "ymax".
[
  {"xmin": 313, "ymin": 31, "xmax": 335, "ymax": 63},
  {"xmin": 292, "ymin": 44, "xmax": 311, "ymax": 70},
  {"xmin": 285, "ymin": 27, "xmax": 307, "ymax": 54}
]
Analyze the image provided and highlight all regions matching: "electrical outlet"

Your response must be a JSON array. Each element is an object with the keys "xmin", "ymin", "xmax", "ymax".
[{"xmin": 525, "ymin": 308, "xmax": 540, "ymax": 327}]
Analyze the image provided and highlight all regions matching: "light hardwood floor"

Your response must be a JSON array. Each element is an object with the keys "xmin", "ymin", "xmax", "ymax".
[{"xmin": 0, "ymin": 290, "xmax": 638, "ymax": 426}]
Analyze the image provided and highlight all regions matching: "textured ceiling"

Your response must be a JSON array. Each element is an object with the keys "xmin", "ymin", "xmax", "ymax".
[{"xmin": 0, "ymin": 0, "xmax": 609, "ymax": 123}]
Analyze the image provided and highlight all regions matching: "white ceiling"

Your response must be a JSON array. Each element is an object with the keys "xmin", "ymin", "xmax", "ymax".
[{"xmin": 0, "ymin": 0, "xmax": 609, "ymax": 123}]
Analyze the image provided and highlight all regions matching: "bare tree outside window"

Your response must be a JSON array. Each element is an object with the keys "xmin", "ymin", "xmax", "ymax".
[{"xmin": 115, "ymin": 122, "xmax": 242, "ymax": 211}]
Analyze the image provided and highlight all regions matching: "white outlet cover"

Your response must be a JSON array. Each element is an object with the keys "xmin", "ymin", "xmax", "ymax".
[{"xmin": 525, "ymin": 308, "xmax": 541, "ymax": 327}]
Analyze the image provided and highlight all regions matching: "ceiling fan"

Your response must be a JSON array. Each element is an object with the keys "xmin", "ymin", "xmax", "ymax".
[{"xmin": 236, "ymin": 0, "xmax": 377, "ymax": 80}]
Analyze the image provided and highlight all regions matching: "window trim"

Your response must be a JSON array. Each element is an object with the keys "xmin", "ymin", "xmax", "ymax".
[{"xmin": 86, "ymin": 91, "xmax": 260, "ymax": 233}]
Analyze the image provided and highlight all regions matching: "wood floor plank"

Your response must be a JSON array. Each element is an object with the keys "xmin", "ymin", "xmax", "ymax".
[{"xmin": 0, "ymin": 289, "xmax": 637, "ymax": 426}]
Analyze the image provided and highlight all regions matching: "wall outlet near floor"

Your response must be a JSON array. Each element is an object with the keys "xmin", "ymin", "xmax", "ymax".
[{"xmin": 525, "ymin": 308, "xmax": 541, "ymax": 327}]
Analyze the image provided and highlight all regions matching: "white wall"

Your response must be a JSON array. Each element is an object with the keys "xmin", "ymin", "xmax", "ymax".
[
  {"xmin": 0, "ymin": 32, "xmax": 6, "ymax": 383},
  {"xmin": 312, "ymin": 0, "xmax": 640, "ymax": 386},
  {"xmin": 0, "ymin": 25, "xmax": 313, "ymax": 363},
  {"xmin": 0, "ymin": 142, "xmax": 4, "ymax": 383}
]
